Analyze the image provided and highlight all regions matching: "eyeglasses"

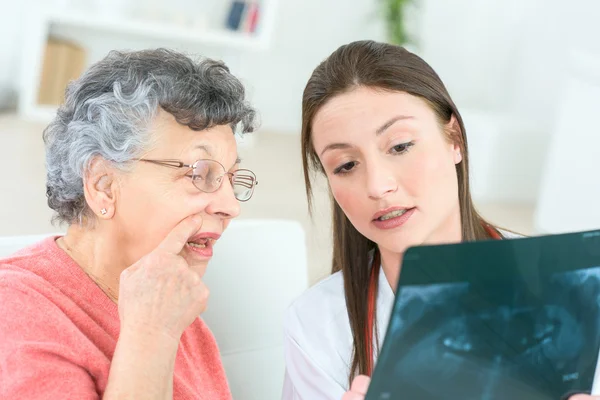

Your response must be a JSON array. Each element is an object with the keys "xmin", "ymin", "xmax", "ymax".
[{"xmin": 139, "ymin": 158, "xmax": 258, "ymax": 202}]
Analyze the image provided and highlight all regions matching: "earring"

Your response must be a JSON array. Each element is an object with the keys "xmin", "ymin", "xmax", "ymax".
[{"xmin": 100, "ymin": 208, "xmax": 107, "ymax": 215}]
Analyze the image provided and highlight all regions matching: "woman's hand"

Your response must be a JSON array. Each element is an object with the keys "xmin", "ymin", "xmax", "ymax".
[
  {"xmin": 118, "ymin": 214, "xmax": 209, "ymax": 343},
  {"xmin": 341, "ymin": 376, "xmax": 600, "ymax": 400},
  {"xmin": 342, "ymin": 376, "xmax": 370, "ymax": 400},
  {"xmin": 105, "ymin": 214, "xmax": 209, "ymax": 399}
]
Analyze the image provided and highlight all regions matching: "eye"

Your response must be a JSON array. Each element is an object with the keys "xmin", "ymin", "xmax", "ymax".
[
  {"xmin": 390, "ymin": 141, "xmax": 414, "ymax": 155},
  {"xmin": 188, "ymin": 173, "xmax": 204, "ymax": 181},
  {"xmin": 333, "ymin": 161, "xmax": 357, "ymax": 175}
]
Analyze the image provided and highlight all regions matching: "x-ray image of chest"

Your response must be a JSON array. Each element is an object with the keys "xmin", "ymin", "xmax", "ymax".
[{"xmin": 371, "ymin": 266, "xmax": 600, "ymax": 400}]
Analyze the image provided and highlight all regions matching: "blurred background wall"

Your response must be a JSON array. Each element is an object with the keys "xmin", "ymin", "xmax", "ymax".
[
  {"xmin": 0, "ymin": 0, "xmax": 599, "ymax": 281},
  {"xmin": 0, "ymin": 2, "xmax": 598, "ymax": 398}
]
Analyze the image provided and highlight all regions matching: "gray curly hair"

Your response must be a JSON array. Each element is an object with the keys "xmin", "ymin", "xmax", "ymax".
[{"xmin": 43, "ymin": 48, "xmax": 257, "ymax": 225}]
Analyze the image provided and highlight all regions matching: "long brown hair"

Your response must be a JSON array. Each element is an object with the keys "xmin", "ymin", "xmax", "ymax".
[{"xmin": 300, "ymin": 40, "xmax": 500, "ymax": 384}]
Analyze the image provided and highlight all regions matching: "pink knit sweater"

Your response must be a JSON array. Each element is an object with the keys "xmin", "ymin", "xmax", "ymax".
[{"xmin": 0, "ymin": 237, "xmax": 231, "ymax": 399}]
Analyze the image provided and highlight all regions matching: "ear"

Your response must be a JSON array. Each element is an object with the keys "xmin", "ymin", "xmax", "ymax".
[
  {"xmin": 83, "ymin": 156, "xmax": 118, "ymax": 219},
  {"xmin": 446, "ymin": 114, "xmax": 463, "ymax": 165}
]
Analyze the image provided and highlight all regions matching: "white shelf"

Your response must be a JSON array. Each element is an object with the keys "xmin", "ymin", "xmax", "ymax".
[
  {"xmin": 26, "ymin": 104, "xmax": 59, "ymax": 123},
  {"xmin": 18, "ymin": 0, "xmax": 279, "ymax": 123},
  {"xmin": 46, "ymin": 10, "xmax": 269, "ymax": 51}
]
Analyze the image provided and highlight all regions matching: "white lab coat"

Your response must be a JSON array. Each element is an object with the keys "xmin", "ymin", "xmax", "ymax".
[
  {"xmin": 282, "ymin": 231, "xmax": 521, "ymax": 400},
  {"xmin": 282, "ymin": 267, "xmax": 393, "ymax": 400}
]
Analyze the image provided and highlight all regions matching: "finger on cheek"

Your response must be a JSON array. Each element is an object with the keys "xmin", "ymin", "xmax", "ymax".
[{"xmin": 192, "ymin": 213, "xmax": 203, "ymax": 226}]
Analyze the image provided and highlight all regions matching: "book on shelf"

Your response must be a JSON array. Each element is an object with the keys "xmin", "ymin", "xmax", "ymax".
[{"xmin": 225, "ymin": 1, "xmax": 260, "ymax": 34}]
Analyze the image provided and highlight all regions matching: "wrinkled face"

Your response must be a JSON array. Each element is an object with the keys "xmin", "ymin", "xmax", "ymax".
[
  {"xmin": 115, "ymin": 110, "xmax": 241, "ymax": 276},
  {"xmin": 312, "ymin": 87, "xmax": 463, "ymax": 256}
]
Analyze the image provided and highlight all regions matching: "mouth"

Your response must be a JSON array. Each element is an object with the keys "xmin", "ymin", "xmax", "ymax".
[
  {"xmin": 372, "ymin": 207, "xmax": 416, "ymax": 230},
  {"xmin": 185, "ymin": 232, "xmax": 221, "ymax": 257},
  {"xmin": 373, "ymin": 207, "xmax": 414, "ymax": 221},
  {"xmin": 375, "ymin": 209, "xmax": 409, "ymax": 221},
  {"xmin": 186, "ymin": 238, "xmax": 213, "ymax": 249}
]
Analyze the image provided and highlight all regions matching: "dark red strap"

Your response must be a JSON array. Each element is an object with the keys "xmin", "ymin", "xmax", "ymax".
[
  {"xmin": 365, "ymin": 252, "xmax": 380, "ymax": 376},
  {"xmin": 484, "ymin": 224, "xmax": 502, "ymax": 240}
]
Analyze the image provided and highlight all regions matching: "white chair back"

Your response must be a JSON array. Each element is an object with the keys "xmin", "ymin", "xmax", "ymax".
[
  {"xmin": 534, "ymin": 49, "xmax": 600, "ymax": 233},
  {"xmin": 0, "ymin": 219, "xmax": 309, "ymax": 400},
  {"xmin": 202, "ymin": 219, "xmax": 308, "ymax": 400},
  {"xmin": 0, "ymin": 233, "xmax": 59, "ymax": 258}
]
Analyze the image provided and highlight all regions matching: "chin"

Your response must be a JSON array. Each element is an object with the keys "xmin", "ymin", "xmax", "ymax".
[
  {"xmin": 187, "ymin": 259, "xmax": 209, "ymax": 277},
  {"xmin": 181, "ymin": 249, "xmax": 210, "ymax": 276},
  {"xmin": 376, "ymin": 230, "xmax": 426, "ymax": 255}
]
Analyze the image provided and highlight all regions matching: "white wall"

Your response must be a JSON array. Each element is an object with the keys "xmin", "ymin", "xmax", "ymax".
[
  {"xmin": 1, "ymin": 0, "xmax": 598, "ymax": 203},
  {"xmin": 3, "ymin": 0, "xmax": 596, "ymax": 134},
  {"xmin": 0, "ymin": 1, "xmax": 25, "ymax": 93},
  {"xmin": 0, "ymin": 0, "xmax": 385, "ymax": 131},
  {"xmin": 415, "ymin": 0, "xmax": 600, "ymax": 203},
  {"xmin": 417, "ymin": 0, "xmax": 599, "ymax": 117},
  {"xmin": 231, "ymin": 0, "xmax": 387, "ymax": 133}
]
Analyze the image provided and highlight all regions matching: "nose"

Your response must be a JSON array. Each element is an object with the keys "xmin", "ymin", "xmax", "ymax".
[
  {"xmin": 365, "ymin": 158, "xmax": 397, "ymax": 200},
  {"xmin": 205, "ymin": 176, "xmax": 241, "ymax": 220}
]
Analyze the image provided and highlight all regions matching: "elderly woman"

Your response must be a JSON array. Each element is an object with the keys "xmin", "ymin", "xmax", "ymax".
[{"xmin": 0, "ymin": 49, "xmax": 258, "ymax": 399}]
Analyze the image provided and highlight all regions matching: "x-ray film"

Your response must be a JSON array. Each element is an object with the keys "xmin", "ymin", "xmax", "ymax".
[{"xmin": 366, "ymin": 230, "xmax": 600, "ymax": 400}]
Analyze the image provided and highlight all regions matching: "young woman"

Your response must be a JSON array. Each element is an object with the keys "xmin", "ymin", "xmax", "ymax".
[{"xmin": 282, "ymin": 40, "xmax": 595, "ymax": 400}]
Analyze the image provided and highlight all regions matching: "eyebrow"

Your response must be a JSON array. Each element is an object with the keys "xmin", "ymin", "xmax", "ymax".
[
  {"xmin": 319, "ymin": 115, "xmax": 414, "ymax": 157},
  {"xmin": 194, "ymin": 144, "xmax": 241, "ymax": 168},
  {"xmin": 195, "ymin": 144, "xmax": 213, "ymax": 157},
  {"xmin": 319, "ymin": 143, "xmax": 352, "ymax": 157},
  {"xmin": 375, "ymin": 115, "xmax": 414, "ymax": 135}
]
